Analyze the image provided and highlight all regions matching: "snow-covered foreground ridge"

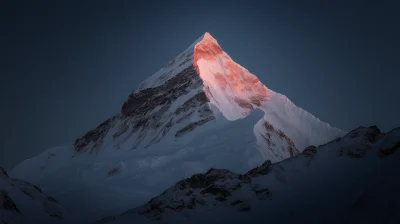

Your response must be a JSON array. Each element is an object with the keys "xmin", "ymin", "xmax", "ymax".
[
  {"xmin": 10, "ymin": 32, "xmax": 344, "ymax": 223},
  {"xmin": 97, "ymin": 126, "xmax": 400, "ymax": 224},
  {"xmin": 0, "ymin": 167, "xmax": 69, "ymax": 224}
]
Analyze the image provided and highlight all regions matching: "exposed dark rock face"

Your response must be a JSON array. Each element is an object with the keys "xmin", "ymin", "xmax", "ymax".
[
  {"xmin": 178, "ymin": 168, "xmax": 237, "ymax": 189},
  {"xmin": 12, "ymin": 179, "xmax": 43, "ymax": 193},
  {"xmin": 337, "ymin": 126, "xmax": 383, "ymax": 158},
  {"xmin": 104, "ymin": 122, "xmax": 299, "ymax": 221},
  {"xmin": 47, "ymin": 196, "xmax": 58, "ymax": 203},
  {"xmin": 107, "ymin": 167, "xmax": 119, "ymax": 176},
  {"xmin": 74, "ymin": 116, "xmax": 117, "ymax": 154},
  {"xmin": 246, "ymin": 160, "xmax": 272, "ymax": 177},
  {"xmin": 95, "ymin": 126, "xmax": 400, "ymax": 223},
  {"xmin": 1, "ymin": 172, "xmax": 66, "ymax": 223},
  {"xmin": 264, "ymin": 122, "xmax": 274, "ymax": 131},
  {"xmin": 121, "ymin": 66, "xmax": 202, "ymax": 117},
  {"xmin": 20, "ymin": 189, "xmax": 34, "ymax": 199},
  {"xmin": 48, "ymin": 212, "xmax": 63, "ymax": 219},
  {"xmin": 234, "ymin": 98, "xmax": 254, "ymax": 110},
  {"xmin": 302, "ymin": 145, "xmax": 317, "ymax": 167},
  {"xmin": 175, "ymin": 116, "xmax": 215, "ymax": 137},
  {"xmin": 302, "ymin": 145, "xmax": 317, "ymax": 157},
  {"xmin": 379, "ymin": 141, "xmax": 400, "ymax": 157},
  {"xmin": 200, "ymin": 185, "xmax": 231, "ymax": 201},
  {"xmin": 258, "ymin": 121, "xmax": 300, "ymax": 159},
  {"xmin": 364, "ymin": 126, "xmax": 383, "ymax": 142},
  {"xmin": 0, "ymin": 191, "xmax": 20, "ymax": 213},
  {"xmin": 125, "ymin": 164, "xmax": 277, "ymax": 221},
  {"xmin": 175, "ymin": 92, "xmax": 208, "ymax": 116},
  {"xmin": 74, "ymin": 65, "xmax": 215, "ymax": 153},
  {"xmin": 252, "ymin": 184, "xmax": 271, "ymax": 200}
]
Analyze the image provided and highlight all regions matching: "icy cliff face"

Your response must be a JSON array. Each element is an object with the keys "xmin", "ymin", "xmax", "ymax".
[{"xmin": 10, "ymin": 32, "xmax": 344, "ymax": 223}]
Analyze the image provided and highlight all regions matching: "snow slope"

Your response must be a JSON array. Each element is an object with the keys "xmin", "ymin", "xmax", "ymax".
[
  {"xmin": 0, "ymin": 167, "xmax": 69, "ymax": 224},
  {"xmin": 193, "ymin": 33, "xmax": 343, "ymax": 159},
  {"xmin": 10, "ymin": 32, "xmax": 344, "ymax": 223},
  {"xmin": 97, "ymin": 126, "xmax": 400, "ymax": 224}
]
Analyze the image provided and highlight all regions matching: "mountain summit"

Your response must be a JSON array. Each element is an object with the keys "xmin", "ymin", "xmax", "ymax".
[
  {"xmin": 11, "ymin": 32, "xmax": 344, "ymax": 222},
  {"xmin": 194, "ymin": 32, "xmax": 272, "ymax": 120},
  {"xmin": 76, "ymin": 32, "xmax": 343, "ymax": 158}
]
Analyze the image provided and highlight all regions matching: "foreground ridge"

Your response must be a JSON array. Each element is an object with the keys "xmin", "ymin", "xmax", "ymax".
[
  {"xmin": 0, "ymin": 167, "xmax": 68, "ymax": 224},
  {"xmin": 97, "ymin": 126, "xmax": 400, "ymax": 224}
]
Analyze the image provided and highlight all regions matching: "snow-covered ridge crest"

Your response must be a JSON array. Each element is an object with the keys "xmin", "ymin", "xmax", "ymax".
[
  {"xmin": 194, "ymin": 32, "xmax": 273, "ymax": 120},
  {"xmin": 127, "ymin": 32, "xmax": 344, "ymax": 151},
  {"xmin": 12, "ymin": 32, "xmax": 345, "ymax": 170},
  {"xmin": 191, "ymin": 32, "xmax": 344, "ymax": 152},
  {"xmin": 135, "ymin": 32, "xmax": 273, "ymax": 121}
]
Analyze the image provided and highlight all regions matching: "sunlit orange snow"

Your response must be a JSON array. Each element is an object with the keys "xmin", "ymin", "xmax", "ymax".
[{"xmin": 193, "ymin": 32, "xmax": 272, "ymax": 119}]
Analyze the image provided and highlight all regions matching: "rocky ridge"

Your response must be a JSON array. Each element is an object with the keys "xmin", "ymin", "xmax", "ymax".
[{"xmin": 96, "ymin": 125, "xmax": 400, "ymax": 223}]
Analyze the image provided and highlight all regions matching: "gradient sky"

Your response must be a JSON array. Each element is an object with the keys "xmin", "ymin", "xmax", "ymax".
[{"xmin": 1, "ymin": 0, "xmax": 399, "ymax": 171}]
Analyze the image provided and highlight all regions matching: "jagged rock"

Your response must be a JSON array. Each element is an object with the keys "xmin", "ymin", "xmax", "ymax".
[
  {"xmin": 256, "ymin": 121, "xmax": 300, "ymax": 161},
  {"xmin": 107, "ymin": 167, "xmax": 119, "ymax": 176},
  {"xmin": 0, "ymin": 167, "xmax": 8, "ymax": 179},
  {"xmin": 246, "ymin": 160, "xmax": 272, "ymax": 177},
  {"xmin": 74, "ymin": 116, "xmax": 117, "ymax": 154},
  {"xmin": 74, "ymin": 65, "xmax": 215, "ymax": 153},
  {"xmin": 175, "ymin": 116, "xmax": 215, "ymax": 137},
  {"xmin": 379, "ymin": 141, "xmax": 400, "ymax": 157},
  {"xmin": 302, "ymin": 145, "xmax": 317, "ymax": 157},
  {"xmin": 0, "ymin": 191, "xmax": 20, "ymax": 213},
  {"xmin": 339, "ymin": 126, "xmax": 383, "ymax": 158}
]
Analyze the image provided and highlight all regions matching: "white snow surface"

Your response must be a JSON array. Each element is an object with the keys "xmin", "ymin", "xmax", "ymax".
[
  {"xmin": 134, "ymin": 34, "xmax": 205, "ymax": 93},
  {"xmin": 258, "ymin": 92, "xmax": 344, "ymax": 153},
  {"xmin": 100, "ymin": 127, "xmax": 400, "ymax": 224},
  {"xmin": 10, "ymin": 32, "xmax": 345, "ymax": 223},
  {"xmin": 193, "ymin": 32, "xmax": 344, "ymax": 158},
  {"xmin": 0, "ymin": 168, "xmax": 70, "ymax": 224}
]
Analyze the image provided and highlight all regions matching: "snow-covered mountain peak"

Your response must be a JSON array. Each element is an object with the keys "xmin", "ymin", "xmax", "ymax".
[
  {"xmin": 131, "ymin": 31, "xmax": 272, "ymax": 122},
  {"xmin": 10, "ymin": 32, "xmax": 346, "ymax": 223},
  {"xmin": 194, "ymin": 32, "xmax": 272, "ymax": 120},
  {"xmin": 193, "ymin": 32, "xmax": 221, "ymax": 60},
  {"xmin": 203, "ymin": 32, "xmax": 217, "ymax": 42},
  {"xmin": 133, "ymin": 31, "xmax": 271, "ymax": 121}
]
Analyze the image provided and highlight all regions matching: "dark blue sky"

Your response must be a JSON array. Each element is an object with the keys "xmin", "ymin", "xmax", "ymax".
[{"xmin": 1, "ymin": 0, "xmax": 399, "ymax": 170}]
